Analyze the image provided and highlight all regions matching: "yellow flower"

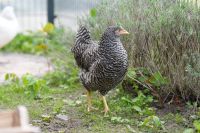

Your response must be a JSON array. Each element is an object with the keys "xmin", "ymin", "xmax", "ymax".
[
  {"xmin": 43, "ymin": 23, "xmax": 54, "ymax": 33},
  {"xmin": 36, "ymin": 44, "xmax": 48, "ymax": 50}
]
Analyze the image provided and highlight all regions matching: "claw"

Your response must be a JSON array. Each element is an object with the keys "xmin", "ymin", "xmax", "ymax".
[{"xmin": 102, "ymin": 108, "xmax": 109, "ymax": 116}]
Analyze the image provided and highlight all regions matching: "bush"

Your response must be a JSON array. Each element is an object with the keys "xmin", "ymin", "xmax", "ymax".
[
  {"xmin": 80, "ymin": 0, "xmax": 200, "ymax": 101},
  {"xmin": 1, "ymin": 23, "xmax": 74, "ymax": 55}
]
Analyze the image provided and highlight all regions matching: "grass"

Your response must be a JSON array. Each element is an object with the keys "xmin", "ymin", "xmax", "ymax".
[
  {"xmin": 0, "ymin": 75, "xmax": 137, "ymax": 132},
  {"xmin": 0, "ymin": 62, "xmax": 197, "ymax": 132},
  {"xmin": 1, "ymin": 76, "xmax": 198, "ymax": 132}
]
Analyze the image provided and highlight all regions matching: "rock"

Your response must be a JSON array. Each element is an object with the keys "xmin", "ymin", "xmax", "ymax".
[{"xmin": 56, "ymin": 114, "xmax": 69, "ymax": 122}]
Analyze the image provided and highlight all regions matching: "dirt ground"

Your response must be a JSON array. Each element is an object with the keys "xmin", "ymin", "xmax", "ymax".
[
  {"xmin": 30, "ymin": 89, "xmax": 132, "ymax": 133},
  {"xmin": 0, "ymin": 53, "xmax": 52, "ymax": 83}
]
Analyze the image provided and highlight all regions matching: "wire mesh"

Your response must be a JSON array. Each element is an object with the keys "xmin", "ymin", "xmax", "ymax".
[{"xmin": 0, "ymin": 0, "xmax": 100, "ymax": 31}]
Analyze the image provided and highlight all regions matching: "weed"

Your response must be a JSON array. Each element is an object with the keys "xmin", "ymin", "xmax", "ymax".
[
  {"xmin": 183, "ymin": 128, "xmax": 195, "ymax": 133},
  {"xmin": 121, "ymin": 91, "xmax": 154, "ymax": 115},
  {"xmin": 194, "ymin": 120, "xmax": 200, "ymax": 133},
  {"xmin": 41, "ymin": 114, "xmax": 52, "ymax": 123},
  {"xmin": 175, "ymin": 113, "xmax": 186, "ymax": 124},
  {"xmin": 139, "ymin": 115, "xmax": 165, "ymax": 132},
  {"xmin": 1, "ymin": 23, "xmax": 73, "ymax": 55},
  {"xmin": 1, "ymin": 32, "xmax": 47, "ymax": 54},
  {"xmin": 110, "ymin": 116, "xmax": 130, "ymax": 124},
  {"xmin": 123, "ymin": 68, "xmax": 169, "ymax": 106},
  {"xmin": 22, "ymin": 74, "xmax": 47, "ymax": 99},
  {"xmin": 5, "ymin": 73, "xmax": 20, "ymax": 83},
  {"xmin": 43, "ymin": 56, "xmax": 79, "ymax": 90},
  {"xmin": 52, "ymin": 100, "xmax": 64, "ymax": 115},
  {"xmin": 5, "ymin": 73, "xmax": 48, "ymax": 100}
]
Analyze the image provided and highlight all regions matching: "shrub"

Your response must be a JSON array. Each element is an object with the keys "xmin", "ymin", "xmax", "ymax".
[
  {"xmin": 80, "ymin": 0, "xmax": 200, "ymax": 101},
  {"xmin": 1, "ymin": 23, "xmax": 74, "ymax": 55}
]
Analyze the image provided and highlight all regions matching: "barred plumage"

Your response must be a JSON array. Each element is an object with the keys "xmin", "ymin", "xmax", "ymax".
[
  {"xmin": 72, "ymin": 26, "xmax": 128, "ymax": 95},
  {"xmin": 71, "ymin": 26, "xmax": 98, "ymax": 69},
  {"xmin": 72, "ymin": 25, "xmax": 129, "ymax": 115}
]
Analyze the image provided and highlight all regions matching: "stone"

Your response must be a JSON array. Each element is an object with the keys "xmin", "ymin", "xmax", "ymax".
[{"xmin": 56, "ymin": 114, "xmax": 69, "ymax": 122}]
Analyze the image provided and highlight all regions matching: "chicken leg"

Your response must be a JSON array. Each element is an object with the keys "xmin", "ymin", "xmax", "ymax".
[
  {"xmin": 86, "ymin": 90, "xmax": 97, "ymax": 112},
  {"xmin": 102, "ymin": 95, "xmax": 110, "ymax": 116}
]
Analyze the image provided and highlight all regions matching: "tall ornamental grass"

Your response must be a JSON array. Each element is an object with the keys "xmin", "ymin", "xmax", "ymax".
[{"xmin": 80, "ymin": 0, "xmax": 200, "ymax": 101}]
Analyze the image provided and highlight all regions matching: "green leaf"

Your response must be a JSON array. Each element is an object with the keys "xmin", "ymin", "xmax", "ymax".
[
  {"xmin": 121, "ymin": 96, "xmax": 133, "ymax": 104},
  {"xmin": 111, "ymin": 117, "xmax": 130, "ymax": 124},
  {"xmin": 183, "ymin": 128, "xmax": 194, "ymax": 133},
  {"xmin": 193, "ymin": 120, "xmax": 200, "ymax": 131},
  {"xmin": 111, "ymin": 116, "xmax": 121, "ymax": 121},
  {"xmin": 127, "ymin": 69, "xmax": 136, "ymax": 78},
  {"xmin": 138, "ymin": 75, "xmax": 148, "ymax": 83},
  {"xmin": 152, "ymin": 116, "xmax": 161, "ymax": 127},
  {"xmin": 90, "ymin": 8, "xmax": 97, "ymax": 18},
  {"xmin": 63, "ymin": 99, "xmax": 76, "ymax": 106},
  {"xmin": 5, "ymin": 73, "xmax": 9, "ymax": 80},
  {"xmin": 41, "ymin": 114, "xmax": 51, "ymax": 123},
  {"xmin": 133, "ymin": 106, "xmax": 142, "ymax": 112},
  {"xmin": 149, "ymin": 71, "xmax": 169, "ymax": 87},
  {"xmin": 140, "ymin": 115, "xmax": 164, "ymax": 129}
]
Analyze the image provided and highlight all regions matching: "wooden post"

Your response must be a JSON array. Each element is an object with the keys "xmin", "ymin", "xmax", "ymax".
[{"xmin": 0, "ymin": 106, "xmax": 40, "ymax": 133}]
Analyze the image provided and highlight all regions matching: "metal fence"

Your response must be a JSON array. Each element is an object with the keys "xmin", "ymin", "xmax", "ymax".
[
  {"xmin": 0, "ymin": 0, "xmax": 199, "ymax": 31},
  {"xmin": 0, "ymin": 0, "xmax": 100, "ymax": 31}
]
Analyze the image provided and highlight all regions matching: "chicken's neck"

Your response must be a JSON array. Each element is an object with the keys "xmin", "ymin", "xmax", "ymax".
[
  {"xmin": 99, "ymin": 35, "xmax": 126, "ymax": 61},
  {"xmin": 100, "ymin": 33, "xmax": 120, "ymax": 44}
]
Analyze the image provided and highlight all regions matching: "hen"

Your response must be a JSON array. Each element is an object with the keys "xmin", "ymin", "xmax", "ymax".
[
  {"xmin": 72, "ymin": 26, "xmax": 129, "ymax": 115},
  {"xmin": 0, "ymin": 6, "xmax": 20, "ymax": 48}
]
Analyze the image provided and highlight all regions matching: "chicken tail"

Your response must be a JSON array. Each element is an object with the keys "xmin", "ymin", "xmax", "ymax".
[
  {"xmin": 71, "ymin": 26, "xmax": 91, "ymax": 53},
  {"xmin": 76, "ymin": 26, "xmax": 91, "ymax": 43},
  {"xmin": 71, "ymin": 26, "xmax": 92, "ymax": 68}
]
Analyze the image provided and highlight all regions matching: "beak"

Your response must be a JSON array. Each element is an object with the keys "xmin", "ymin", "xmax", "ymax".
[{"xmin": 119, "ymin": 28, "xmax": 129, "ymax": 35}]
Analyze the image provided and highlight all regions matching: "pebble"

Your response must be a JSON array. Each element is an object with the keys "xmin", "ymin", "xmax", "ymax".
[{"xmin": 56, "ymin": 114, "xmax": 69, "ymax": 122}]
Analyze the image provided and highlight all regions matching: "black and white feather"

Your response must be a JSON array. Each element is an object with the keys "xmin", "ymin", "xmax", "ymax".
[{"xmin": 72, "ymin": 26, "xmax": 128, "ymax": 96}]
